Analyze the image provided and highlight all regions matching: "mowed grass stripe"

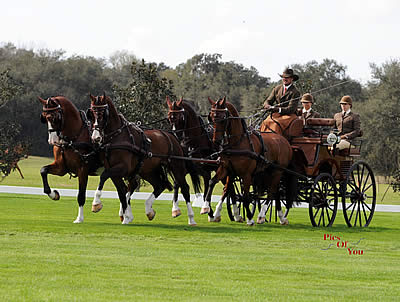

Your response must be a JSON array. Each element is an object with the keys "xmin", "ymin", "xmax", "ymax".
[{"xmin": 0, "ymin": 193, "xmax": 399, "ymax": 301}]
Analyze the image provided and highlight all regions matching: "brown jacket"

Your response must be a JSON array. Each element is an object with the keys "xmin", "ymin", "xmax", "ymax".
[
  {"xmin": 333, "ymin": 111, "xmax": 361, "ymax": 140},
  {"xmin": 264, "ymin": 84, "xmax": 300, "ymax": 115},
  {"xmin": 297, "ymin": 108, "xmax": 321, "ymax": 123}
]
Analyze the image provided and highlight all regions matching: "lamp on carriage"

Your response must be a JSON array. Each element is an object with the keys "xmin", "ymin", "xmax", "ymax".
[{"xmin": 327, "ymin": 132, "xmax": 341, "ymax": 146}]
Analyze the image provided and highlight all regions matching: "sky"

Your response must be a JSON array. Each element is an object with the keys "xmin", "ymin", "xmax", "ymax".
[{"xmin": 1, "ymin": 0, "xmax": 399, "ymax": 83}]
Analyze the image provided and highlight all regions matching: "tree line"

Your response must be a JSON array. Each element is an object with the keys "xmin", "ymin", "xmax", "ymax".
[{"xmin": 0, "ymin": 42, "xmax": 399, "ymax": 183}]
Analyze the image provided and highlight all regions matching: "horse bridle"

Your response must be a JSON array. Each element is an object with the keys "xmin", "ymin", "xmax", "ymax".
[
  {"xmin": 41, "ymin": 98, "xmax": 64, "ymax": 135},
  {"xmin": 209, "ymin": 107, "xmax": 231, "ymax": 146},
  {"xmin": 90, "ymin": 102, "xmax": 109, "ymax": 139},
  {"xmin": 168, "ymin": 106, "xmax": 187, "ymax": 137}
]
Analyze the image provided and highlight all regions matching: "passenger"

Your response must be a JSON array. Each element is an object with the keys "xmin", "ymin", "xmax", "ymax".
[
  {"xmin": 298, "ymin": 93, "xmax": 320, "ymax": 124},
  {"xmin": 333, "ymin": 95, "xmax": 361, "ymax": 150}
]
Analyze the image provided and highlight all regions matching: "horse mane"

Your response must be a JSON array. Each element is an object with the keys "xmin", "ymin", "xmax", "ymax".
[
  {"xmin": 224, "ymin": 100, "xmax": 247, "ymax": 128},
  {"xmin": 51, "ymin": 96, "xmax": 79, "ymax": 114}
]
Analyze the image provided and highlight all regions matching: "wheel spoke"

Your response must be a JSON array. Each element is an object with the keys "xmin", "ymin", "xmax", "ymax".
[
  {"xmin": 317, "ymin": 208, "xmax": 323, "ymax": 226},
  {"xmin": 361, "ymin": 201, "xmax": 369, "ymax": 223},
  {"xmin": 361, "ymin": 171, "xmax": 370, "ymax": 192}
]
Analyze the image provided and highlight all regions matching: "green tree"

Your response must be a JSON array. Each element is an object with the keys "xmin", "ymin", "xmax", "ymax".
[
  {"xmin": 0, "ymin": 68, "xmax": 28, "ymax": 179},
  {"xmin": 360, "ymin": 60, "xmax": 400, "ymax": 177},
  {"xmin": 291, "ymin": 59, "xmax": 363, "ymax": 118},
  {"xmin": 169, "ymin": 53, "xmax": 269, "ymax": 115},
  {"xmin": 113, "ymin": 59, "xmax": 175, "ymax": 129}
]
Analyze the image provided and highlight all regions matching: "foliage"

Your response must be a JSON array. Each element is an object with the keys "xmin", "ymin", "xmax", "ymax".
[
  {"xmin": 0, "ymin": 66, "xmax": 29, "ymax": 179},
  {"xmin": 113, "ymin": 59, "xmax": 175, "ymax": 129},
  {"xmin": 166, "ymin": 53, "xmax": 269, "ymax": 115},
  {"xmin": 360, "ymin": 59, "xmax": 400, "ymax": 177},
  {"xmin": 0, "ymin": 43, "xmax": 117, "ymax": 156},
  {"xmin": 391, "ymin": 169, "xmax": 400, "ymax": 193},
  {"xmin": 0, "ymin": 122, "xmax": 30, "ymax": 179},
  {"xmin": 291, "ymin": 59, "xmax": 364, "ymax": 118}
]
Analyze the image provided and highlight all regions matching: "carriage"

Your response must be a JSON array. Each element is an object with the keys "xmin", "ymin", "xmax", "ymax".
[{"xmin": 224, "ymin": 114, "xmax": 376, "ymax": 227}]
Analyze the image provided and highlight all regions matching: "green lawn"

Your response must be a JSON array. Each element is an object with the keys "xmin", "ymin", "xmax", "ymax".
[{"xmin": 0, "ymin": 192, "xmax": 399, "ymax": 301}]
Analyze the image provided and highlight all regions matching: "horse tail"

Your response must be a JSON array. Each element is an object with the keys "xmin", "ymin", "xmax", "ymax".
[
  {"xmin": 185, "ymin": 160, "xmax": 202, "ymax": 194},
  {"xmin": 160, "ymin": 164, "xmax": 173, "ymax": 191}
]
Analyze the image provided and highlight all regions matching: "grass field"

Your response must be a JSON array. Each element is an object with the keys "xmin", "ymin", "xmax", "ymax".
[
  {"xmin": 0, "ymin": 157, "xmax": 399, "ymax": 301},
  {"xmin": 0, "ymin": 193, "xmax": 399, "ymax": 301}
]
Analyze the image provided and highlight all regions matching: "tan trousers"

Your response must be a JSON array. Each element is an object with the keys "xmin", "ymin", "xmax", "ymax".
[{"xmin": 337, "ymin": 139, "xmax": 351, "ymax": 150}]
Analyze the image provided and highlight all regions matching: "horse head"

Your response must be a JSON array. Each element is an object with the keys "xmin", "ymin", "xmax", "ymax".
[
  {"xmin": 89, "ymin": 93, "xmax": 110, "ymax": 144},
  {"xmin": 39, "ymin": 96, "xmax": 64, "ymax": 145},
  {"xmin": 166, "ymin": 96, "xmax": 186, "ymax": 139},
  {"xmin": 208, "ymin": 96, "xmax": 231, "ymax": 146}
]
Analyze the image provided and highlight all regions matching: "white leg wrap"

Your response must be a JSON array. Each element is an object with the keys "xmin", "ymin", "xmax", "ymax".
[
  {"xmin": 186, "ymin": 203, "xmax": 196, "ymax": 225},
  {"xmin": 172, "ymin": 199, "xmax": 180, "ymax": 212},
  {"xmin": 232, "ymin": 203, "xmax": 243, "ymax": 222},
  {"xmin": 73, "ymin": 206, "xmax": 84, "ymax": 223},
  {"xmin": 92, "ymin": 189, "xmax": 102, "ymax": 205},
  {"xmin": 122, "ymin": 204, "xmax": 134, "ymax": 224},
  {"xmin": 258, "ymin": 203, "xmax": 268, "ymax": 219},
  {"xmin": 278, "ymin": 209, "xmax": 289, "ymax": 225},
  {"xmin": 145, "ymin": 193, "xmax": 155, "ymax": 214}
]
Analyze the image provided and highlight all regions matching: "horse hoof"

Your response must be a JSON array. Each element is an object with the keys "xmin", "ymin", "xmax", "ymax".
[
  {"xmin": 146, "ymin": 210, "xmax": 156, "ymax": 221},
  {"xmin": 280, "ymin": 218, "xmax": 289, "ymax": 225},
  {"xmin": 188, "ymin": 222, "xmax": 197, "ymax": 226},
  {"xmin": 91, "ymin": 203, "xmax": 103, "ymax": 213},
  {"xmin": 73, "ymin": 218, "xmax": 83, "ymax": 224},
  {"xmin": 257, "ymin": 217, "xmax": 265, "ymax": 224},
  {"xmin": 122, "ymin": 216, "xmax": 133, "ymax": 224},
  {"xmin": 208, "ymin": 215, "xmax": 221, "ymax": 223},
  {"xmin": 234, "ymin": 216, "xmax": 244, "ymax": 223},
  {"xmin": 200, "ymin": 207, "xmax": 210, "ymax": 215},
  {"xmin": 49, "ymin": 190, "xmax": 60, "ymax": 201},
  {"xmin": 119, "ymin": 216, "xmax": 124, "ymax": 222},
  {"xmin": 172, "ymin": 209, "xmax": 181, "ymax": 218},
  {"xmin": 247, "ymin": 220, "xmax": 255, "ymax": 226}
]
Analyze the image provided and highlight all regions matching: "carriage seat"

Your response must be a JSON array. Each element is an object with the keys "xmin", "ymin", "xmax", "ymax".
[
  {"xmin": 306, "ymin": 118, "xmax": 335, "ymax": 127},
  {"xmin": 303, "ymin": 118, "xmax": 335, "ymax": 137}
]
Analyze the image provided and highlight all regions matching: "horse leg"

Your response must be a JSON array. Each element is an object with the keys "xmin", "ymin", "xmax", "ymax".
[
  {"xmin": 171, "ymin": 181, "xmax": 182, "ymax": 218},
  {"xmin": 240, "ymin": 175, "xmax": 255, "ymax": 226},
  {"xmin": 73, "ymin": 171, "xmax": 89, "ymax": 224},
  {"xmin": 91, "ymin": 170, "xmax": 109, "ymax": 213},
  {"xmin": 111, "ymin": 177, "xmax": 133, "ymax": 224},
  {"xmin": 40, "ymin": 163, "xmax": 64, "ymax": 200},
  {"xmin": 200, "ymin": 172, "xmax": 212, "ymax": 215},
  {"xmin": 273, "ymin": 173, "xmax": 289, "ymax": 225},
  {"xmin": 205, "ymin": 168, "xmax": 227, "ymax": 221},
  {"xmin": 15, "ymin": 163, "xmax": 24, "ymax": 179}
]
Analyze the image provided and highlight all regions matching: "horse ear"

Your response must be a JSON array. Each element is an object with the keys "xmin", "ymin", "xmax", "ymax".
[
  {"xmin": 177, "ymin": 97, "xmax": 183, "ymax": 107},
  {"xmin": 166, "ymin": 96, "xmax": 172, "ymax": 108},
  {"xmin": 103, "ymin": 91, "xmax": 106, "ymax": 99},
  {"xmin": 38, "ymin": 97, "xmax": 46, "ymax": 105},
  {"xmin": 89, "ymin": 94, "xmax": 96, "ymax": 103},
  {"xmin": 208, "ymin": 97, "xmax": 216, "ymax": 106},
  {"xmin": 220, "ymin": 96, "xmax": 227, "ymax": 106}
]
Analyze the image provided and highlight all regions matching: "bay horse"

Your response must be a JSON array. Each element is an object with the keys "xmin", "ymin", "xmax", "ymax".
[
  {"xmin": 39, "ymin": 96, "xmax": 131, "ymax": 223},
  {"xmin": 205, "ymin": 97, "xmax": 294, "ymax": 225},
  {"xmin": 166, "ymin": 96, "xmax": 226, "ymax": 220},
  {"xmin": 88, "ymin": 93, "xmax": 202, "ymax": 225}
]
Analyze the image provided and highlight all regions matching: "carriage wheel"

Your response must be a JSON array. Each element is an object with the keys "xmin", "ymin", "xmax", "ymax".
[
  {"xmin": 342, "ymin": 161, "xmax": 376, "ymax": 227},
  {"xmin": 309, "ymin": 173, "xmax": 338, "ymax": 227},
  {"xmin": 226, "ymin": 180, "xmax": 257, "ymax": 222}
]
